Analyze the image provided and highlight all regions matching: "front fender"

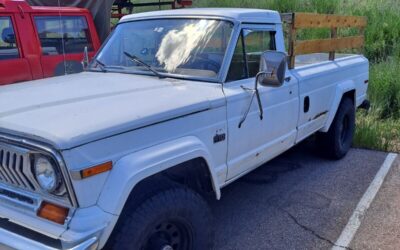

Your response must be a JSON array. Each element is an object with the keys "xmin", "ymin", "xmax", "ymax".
[
  {"xmin": 320, "ymin": 80, "xmax": 355, "ymax": 132},
  {"xmin": 97, "ymin": 136, "xmax": 221, "ymax": 215}
]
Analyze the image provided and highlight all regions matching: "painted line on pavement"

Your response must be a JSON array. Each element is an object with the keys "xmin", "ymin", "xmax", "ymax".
[{"xmin": 332, "ymin": 153, "xmax": 398, "ymax": 250}]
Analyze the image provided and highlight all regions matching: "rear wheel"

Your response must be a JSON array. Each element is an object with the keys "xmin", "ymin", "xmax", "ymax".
[
  {"xmin": 107, "ymin": 187, "xmax": 213, "ymax": 250},
  {"xmin": 317, "ymin": 97, "xmax": 355, "ymax": 159}
]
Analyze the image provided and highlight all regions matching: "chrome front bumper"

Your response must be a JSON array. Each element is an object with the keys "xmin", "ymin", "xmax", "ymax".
[
  {"xmin": 0, "ymin": 226, "xmax": 99, "ymax": 250},
  {"xmin": 0, "ymin": 198, "xmax": 117, "ymax": 250},
  {"xmin": 0, "ymin": 203, "xmax": 117, "ymax": 250}
]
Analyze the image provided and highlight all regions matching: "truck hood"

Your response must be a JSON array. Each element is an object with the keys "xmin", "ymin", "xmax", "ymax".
[{"xmin": 0, "ymin": 72, "xmax": 224, "ymax": 149}]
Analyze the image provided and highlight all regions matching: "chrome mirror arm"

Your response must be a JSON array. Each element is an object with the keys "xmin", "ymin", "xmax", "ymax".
[
  {"xmin": 254, "ymin": 71, "xmax": 270, "ymax": 119},
  {"xmin": 238, "ymin": 86, "xmax": 256, "ymax": 128},
  {"xmin": 238, "ymin": 50, "xmax": 287, "ymax": 128},
  {"xmin": 255, "ymin": 87, "xmax": 263, "ymax": 120},
  {"xmin": 238, "ymin": 74, "xmax": 267, "ymax": 128}
]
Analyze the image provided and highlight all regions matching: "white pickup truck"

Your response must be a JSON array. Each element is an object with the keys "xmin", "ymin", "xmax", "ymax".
[{"xmin": 0, "ymin": 8, "xmax": 369, "ymax": 250}]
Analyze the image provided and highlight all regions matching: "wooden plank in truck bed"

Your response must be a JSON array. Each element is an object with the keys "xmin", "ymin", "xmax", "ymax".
[
  {"xmin": 293, "ymin": 13, "xmax": 367, "ymax": 29},
  {"xmin": 282, "ymin": 12, "xmax": 367, "ymax": 69},
  {"xmin": 294, "ymin": 36, "xmax": 365, "ymax": 55}
]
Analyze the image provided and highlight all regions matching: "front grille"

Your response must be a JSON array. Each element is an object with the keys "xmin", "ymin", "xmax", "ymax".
[
  {"xmin": 0, "ymin": 144, "xmax": 37, "ymax": 192},
  {"xmin": 0, "ymin": 135, "xmax": 76, "ymax": 208}
]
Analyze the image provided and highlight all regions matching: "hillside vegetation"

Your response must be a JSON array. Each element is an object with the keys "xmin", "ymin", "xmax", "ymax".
[{"xmin": 194, "ymin": 0, "xmax": 400, "ymax": 152}]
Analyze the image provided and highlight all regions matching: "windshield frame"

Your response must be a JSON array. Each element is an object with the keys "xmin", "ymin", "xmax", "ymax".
[{"xmin": 88, "ymin": 16, "xmax": 239, "ymax": 83}]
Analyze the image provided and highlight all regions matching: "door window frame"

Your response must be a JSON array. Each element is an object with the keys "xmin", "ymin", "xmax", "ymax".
[
  {"xmin": 223, "ymin": 24, "xmax": 277, "ymax": 83},
  {"xmin": 0, "ymin": 14, "xmax": 22, "ymax": 60},
  {"xmin": 31, "ymin": 13, "xmax": 94, "ymax": 57}
]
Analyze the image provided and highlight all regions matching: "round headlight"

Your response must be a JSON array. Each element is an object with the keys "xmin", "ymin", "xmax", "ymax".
[{"xmin": 34, "ymin": 156, "xmax": 59, "ymax": 192}]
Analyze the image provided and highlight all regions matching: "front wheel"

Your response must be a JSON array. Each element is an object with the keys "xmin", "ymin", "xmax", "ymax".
[
  {"xmin": 107, "ymin": 187, "xmax": 213, "ymax": 250},
  {"xmin": 317, "ymin": 98, "xmax": 355, "ymax": 159}
]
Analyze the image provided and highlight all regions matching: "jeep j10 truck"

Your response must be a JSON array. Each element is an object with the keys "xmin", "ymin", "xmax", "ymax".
[
  {"xmin": 0, "ymin": 9, "xmax": 369, "ymax": 250},
  {"xmin": 0, "ymin": 0, "xmax": 100, "ymax": 85}
]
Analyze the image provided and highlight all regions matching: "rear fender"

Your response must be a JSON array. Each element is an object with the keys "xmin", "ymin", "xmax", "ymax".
[{"xmin": 320, "ymin": 80, "xmax": 355, "ymax": 132}]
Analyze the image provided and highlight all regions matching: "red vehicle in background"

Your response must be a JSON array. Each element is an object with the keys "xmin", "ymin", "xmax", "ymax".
[{"xmin": 0, "ymin": 0, "xmax": 100, "ymax": 85}]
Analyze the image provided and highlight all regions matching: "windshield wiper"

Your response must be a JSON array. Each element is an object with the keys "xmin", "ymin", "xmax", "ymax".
[
  {"xmin": 92, "ymin": 59, "xmax": 126, "ymax": 72},
  {"xmin": 94, "ymin": 59, "xmax": 107, "ymax": 72},
  {"xmin": 123, "ymin": 51, "xmax": 166, "ymax": 79}
]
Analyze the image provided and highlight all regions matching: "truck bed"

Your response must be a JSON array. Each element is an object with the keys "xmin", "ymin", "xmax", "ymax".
[
  {"xmin": 290, "ymin": 53, "xmax": 369, "ymax": 142},
  {"xmin": 295, "ymin": 53, "xmax": 357, "ymax": 67}
]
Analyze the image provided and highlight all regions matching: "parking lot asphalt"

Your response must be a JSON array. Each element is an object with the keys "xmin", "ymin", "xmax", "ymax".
[
  {"xmin": 350, "ymin": 157, "xmax": 400, "ymax": 250},
  {"xmin": 210, "ymin": 140, "xmax": 389, "ymax": 250},
  {"xmin": 0, "ymin": 141, "xmax": 395, "ymax": 250}
]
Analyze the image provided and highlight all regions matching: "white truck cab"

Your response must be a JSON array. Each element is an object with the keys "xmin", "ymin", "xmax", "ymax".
[{"xmin": 0, "ymin": 8, "xmax": 368, "ymax": 250}]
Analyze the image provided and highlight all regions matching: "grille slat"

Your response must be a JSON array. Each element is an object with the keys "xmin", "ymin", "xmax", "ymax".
[
  {"xmin": 0, "ymin": 168, "xmax": 10, "ymax": 183},
  {"xmin": 0, "ymin": 152, "xmax": 8, "ymax": 182},
  {"xmin": 8, "ymin": 152, "xmax": 22, "ymax": 186},
  {"xmin": 12, "ymin": 154, "xmax": 26, "ymax": 188},
  {"xmin": 0, "ymin": 146, "xmax": 35, "ymax": 192},
  {"xmin": 3, "ymin": 152, "xmax": 19, "ymax": 185},
  {"xmin": 14, "ymin": 155, "xmax": 28, "ymax": 189},
  {"xmin": 0, "ymin": 167, "xmax": 6, "ymax": 182},
  {"xmin": 0, "ymin": 151, "xmax": 13, "ymax": 183}
]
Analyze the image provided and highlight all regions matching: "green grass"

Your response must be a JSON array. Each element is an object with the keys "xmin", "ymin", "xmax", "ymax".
[
  {"xmin": 355, "ymin": 111, "xmax": 400, "ymax": 152},
  {"xmin": 354, "ymin": 59, "xmax": 400, "ymax": 152},
  {"xmin": 369, "ymin": 60, "xmax": 400, "ymax": 120},
  {"xmin": 194, "ymin": 0, "xmax": 400, "ymax": 62},
  {"xmin": 193, "ymin": 0, "xmax": 400, "ymax": 152}
]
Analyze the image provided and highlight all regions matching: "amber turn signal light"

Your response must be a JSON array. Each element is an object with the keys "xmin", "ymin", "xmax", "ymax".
[
  {"xmin": 37, "ymin": 201, "xmax": 69, "ymax": 225},
  {"xmin": 80, "ymin": 161, "xmax": 113, "ymax": 179}
]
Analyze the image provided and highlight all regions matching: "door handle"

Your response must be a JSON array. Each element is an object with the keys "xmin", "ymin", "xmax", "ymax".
[
  {"xmin": 304, "ymin": 96, "xmax": 310, "ymax": 113},
  {"xmin": 285, "ymin": 76, "xmax": 291, "ymax": 82}
]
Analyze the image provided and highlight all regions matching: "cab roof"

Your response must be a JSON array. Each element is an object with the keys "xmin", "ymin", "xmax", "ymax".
[
  {"xmin": 0, "ymin": 0, "xmax": 89, "ymax": 13},
  {"xmin": 120, "ymin": 8, "xmax": 282, "ymax": 24}
]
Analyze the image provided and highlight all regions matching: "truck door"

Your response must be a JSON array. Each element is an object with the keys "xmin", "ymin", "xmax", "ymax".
[
  {"xmin": 0, "ymin": 15, "xmax": 32, "ymax": 85},
  {"xmin": 32, "ymin": 15, "xmax": 96, "ymax": 77},
  {"xmin": 223, "ymin": 25, "xmax": 299, "ymax": 180}
]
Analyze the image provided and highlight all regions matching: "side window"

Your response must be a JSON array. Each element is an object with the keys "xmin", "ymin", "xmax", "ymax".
[
  {"xmin": 34, "ymin": 16, "xmax": 93, "ymax": 55},
  {"xmin": 226, "ymin": 32, "xmax": 247, "ymax": 82},
  {"xmin": 0, "ymin": 16, "xmax": 19, "ymax": 60},
  {"xmin": 227, "ymin": 29, "xmax": 276, "ymax": 82},
  {"xmin": 244, "ymin": 29, "xmax": 275, "ymax": 77}
]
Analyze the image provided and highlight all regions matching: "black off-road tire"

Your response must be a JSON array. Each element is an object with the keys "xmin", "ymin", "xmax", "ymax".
[
  {"xmin": 317, "ymin": 97, "xmax": 355, "ymax": 159},
  {"xmin": 106, "ymin": 187, "xmax": 214, "ymax": 250}
]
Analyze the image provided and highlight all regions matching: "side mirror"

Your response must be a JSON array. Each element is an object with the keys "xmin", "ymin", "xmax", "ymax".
[
  {"xmin": 256, "ymin": 51, "xmax": 287, "ymax": 87},
  {"xmin": 82, "ymin": 46, "xmax": 89, "ymax": 69}
]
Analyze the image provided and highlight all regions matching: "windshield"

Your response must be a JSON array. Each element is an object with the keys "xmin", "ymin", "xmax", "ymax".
[{"xmin": 92, "ymin": 19, "xmax": 234, "ymax": 80}]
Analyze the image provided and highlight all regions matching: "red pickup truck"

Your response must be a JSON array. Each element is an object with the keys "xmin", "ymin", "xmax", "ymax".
[{"xmin": 0, "ymin": 0, "xmax": 100, "ymax": 85}]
